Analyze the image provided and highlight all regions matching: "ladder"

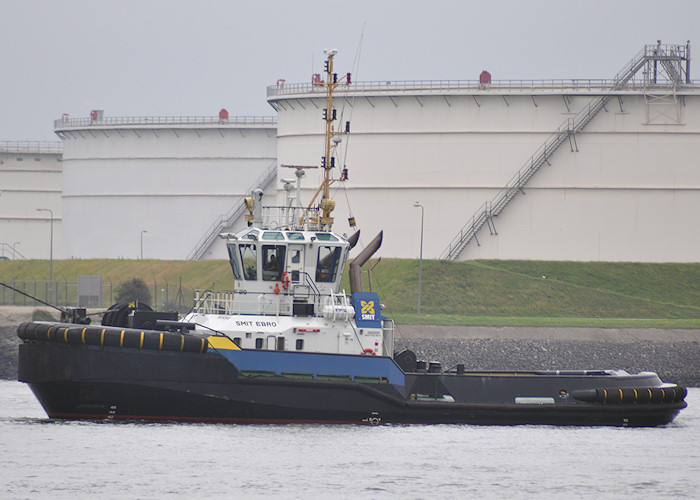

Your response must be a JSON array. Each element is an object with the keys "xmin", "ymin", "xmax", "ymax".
[
  {"xmin": 187, "ymin": 160, "xmax": 278, "ymax": 260},
  {"xmin": 440, "ymin": 43, "xmax": 688, "ymax": 260}
]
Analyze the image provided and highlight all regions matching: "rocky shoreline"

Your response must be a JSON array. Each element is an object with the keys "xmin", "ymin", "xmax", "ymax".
[
  {"xmin": 395, "ymin": 338, "xmax": 699, "ymax": 388},
  {"xmin": 2, "ymin": 307, "xmax": 698, "ymax": 386}
]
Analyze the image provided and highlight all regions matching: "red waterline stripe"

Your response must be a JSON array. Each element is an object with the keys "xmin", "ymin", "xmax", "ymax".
[{"xmin": 47, "ymin": 412, "xmax": 369, "ymax": 425}]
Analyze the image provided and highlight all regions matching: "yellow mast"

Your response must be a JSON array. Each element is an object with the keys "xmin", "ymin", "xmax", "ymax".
[
  {"xmin": 298, "ymin": 49, "xmax": 350, "ymax": 230},
  {"xmin": 314, "ymin": 49, "xmax": 350, "ymax": 229}
]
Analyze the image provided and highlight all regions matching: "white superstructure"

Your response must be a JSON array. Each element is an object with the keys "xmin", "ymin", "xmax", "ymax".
[{"xmin": 55, "ymin": 115, "xmax": 277, "ymax": 259}]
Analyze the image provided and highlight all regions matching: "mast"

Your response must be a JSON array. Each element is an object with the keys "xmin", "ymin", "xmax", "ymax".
[{"xmin": 314, "ymin": 49, "xmax": 351, "ymax": 230}]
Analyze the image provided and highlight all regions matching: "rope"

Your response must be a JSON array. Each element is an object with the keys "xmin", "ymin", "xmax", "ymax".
[{"xmin": 333, "ymin": 27, "xmax": 365, "ymax": 241}]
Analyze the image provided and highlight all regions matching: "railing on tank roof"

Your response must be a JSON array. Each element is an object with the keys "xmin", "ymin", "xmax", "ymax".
[
  {"xmin": 0, "ymin": 141, "xmax": 63, "ymax": 154},
  {"xmin": 54, "ymin": 115, "xmax": 277, "ymax": 129},
  {"xmin": 267, "ymin": 77, "xmax": 696, "ymax": 97}
]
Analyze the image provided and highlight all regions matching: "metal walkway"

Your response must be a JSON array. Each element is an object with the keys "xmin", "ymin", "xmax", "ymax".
[
  {"xmin": 440, "ymin": 42, "xmax": 691, "ymax": 260},
  {"xmin": 187, "ymin": 160, "xmax": 278, "ymax": 260}
]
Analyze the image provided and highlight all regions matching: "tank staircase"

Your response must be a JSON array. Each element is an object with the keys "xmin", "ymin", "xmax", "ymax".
[
  {"xmin": 187, "ymin": 160, "xmax": 278, "ymax": 260},
  {"xmin": 440, "ymin": 43, "xmax": 691, "ymax": 260}
]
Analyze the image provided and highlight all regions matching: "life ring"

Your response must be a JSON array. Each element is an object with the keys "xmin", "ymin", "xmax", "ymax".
[
  {"xmin": 281, "ymin": 272, "xmax": 290, "ymax": 290},
  {"xmin": 361, "ymin": 348, "xmax": 376, "ymax": 356}
]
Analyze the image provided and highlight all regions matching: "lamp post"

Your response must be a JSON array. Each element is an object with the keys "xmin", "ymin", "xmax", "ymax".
[
  {"xmin": 36, "ymin": 208, "xmax": 54, "ymax": 300},
  {"xmin": 141, "ymin": 230, "xmax": 147, "ymax": 259},
  {"xmin": 413, "ymin": 202, "xmax": 424, "ymax": 315}
]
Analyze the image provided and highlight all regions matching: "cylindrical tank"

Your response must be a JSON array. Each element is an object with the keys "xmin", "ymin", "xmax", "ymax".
[
  {"xmin": 267, "ymin": 77, "xmax": 700, "ymax": 262},
  {"xmin": 55, "ymin": 115, "xmax": 277, "ymax": 259}
]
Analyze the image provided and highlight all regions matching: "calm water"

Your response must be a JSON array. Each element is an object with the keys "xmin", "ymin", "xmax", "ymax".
[{"xmin": 1, "ymin": 381, "xmax": 698, "ymax": 499}]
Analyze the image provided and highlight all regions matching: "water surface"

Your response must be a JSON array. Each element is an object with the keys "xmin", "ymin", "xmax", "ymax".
[{"xmin": 1, "ymin": 381, "xmax": 697, "ymax": 499}]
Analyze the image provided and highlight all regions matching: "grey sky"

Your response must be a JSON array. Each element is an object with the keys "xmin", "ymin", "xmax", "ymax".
[{"xmin": 1, "ymin": 0, "xmax": 698, "ymax": 141}]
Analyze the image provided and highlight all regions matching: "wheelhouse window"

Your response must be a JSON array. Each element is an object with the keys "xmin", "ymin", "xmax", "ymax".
[
  {"xmin": 262, "ymin": 231, "xmax": 285, "ymax": 240},
  {"xmin": 315, "ymin": 232, "xmax": 339, "ymax": 241},
  {"xmin": 262, "ymin": 245, "xmax": 286, "ymax": 281},
  {"xmin": 227, "ymin": 243, "xmax": 242, "ymax": 280},
  {"xmin": 287, "ymin": 232, "xmax": 305, "ymax": 241},
  {"xmin": 239, "ymin": 244, "xmax": 258, "ymax": 280},
  {"xmin": 316, "ymin": 246, "xmax": 342, "ymax": 282}
]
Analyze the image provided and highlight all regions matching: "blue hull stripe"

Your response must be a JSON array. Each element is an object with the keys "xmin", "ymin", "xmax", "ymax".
[{"xmin": 215, "ymin": 349, "xmax": 405, "ymax": 385}]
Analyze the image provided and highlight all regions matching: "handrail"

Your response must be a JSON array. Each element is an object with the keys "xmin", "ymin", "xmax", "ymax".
[
  {"xmin": 192, "ymin": 289, "xmax": 236, "ymax": 315},
  {"xmin": 54, "ymin": 115, "xmax": 277, "ymax": 129},
  {"xmin": 0, "ymin": 242, "xmax": 27, "ymax": 260},
  {"xmin": 0, "ymin": 141, "xmax": 62, "ymax": 154},
  {"xmin": 268, "ymin": 78, "xmax": 696, "ymax": 98},
  {"xmin": 187, "ymin": 160, "xmax": 279, "ymax": 260},
  {"xmin": 191, "ymin": 273, "xmax": 325, "ymax": 318},
  {"xmin": 297, "ymin": 271, "xmax": 321, "ymax": 300},
  {"xmin": 439, "ymin": 111, "xmax": 586, "ymax": 259},
  {"xmin": 269, "ymin": 44, "xmax": 692, "ymax": 98},
  {"xmin": 439, "ymin": 43, "xmax": 679, "ymax": 260}
]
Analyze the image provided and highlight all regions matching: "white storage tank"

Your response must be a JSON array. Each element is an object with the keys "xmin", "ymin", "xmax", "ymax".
[
  {"xmin": 267, "ymin": 43, "xmax": 700, "ymax": 262},
  {"xmin": 0, "ymin": 141, "xmax": 63, "ymax": 260},
  {"xmin": 55, "ymin": 114, "xmax": 277, "ymax": 259}
]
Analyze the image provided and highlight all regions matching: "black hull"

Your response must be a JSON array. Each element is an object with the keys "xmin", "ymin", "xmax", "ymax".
[
  {"xmin": 18, "ymin": 340, "xmax": 686, "ymax": 427},
  {"xmin": 27, "ymin": 379, "xmax": 684, "ymax": 427}
]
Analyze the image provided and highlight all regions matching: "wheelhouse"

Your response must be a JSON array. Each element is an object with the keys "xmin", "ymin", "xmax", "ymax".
[{"xmin": 214, "ymin": 226, "xmax": 350, "ymax": 317}]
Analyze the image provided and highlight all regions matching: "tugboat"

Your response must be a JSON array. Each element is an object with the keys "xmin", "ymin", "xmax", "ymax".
[{"xmin": 17, "ymin": 50, "xmax": 686, "ymax": 426}]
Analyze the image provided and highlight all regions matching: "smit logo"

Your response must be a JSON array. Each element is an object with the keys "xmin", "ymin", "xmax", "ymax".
[
  {"xmin": 354, "ymin": 292, "xmax": 381, "ymax": 326},
  {"xmin": 361, "ymin": 300, "xmax": 375, "ymax": 317}
]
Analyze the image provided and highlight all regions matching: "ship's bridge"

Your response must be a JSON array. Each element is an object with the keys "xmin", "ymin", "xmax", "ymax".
[{"xmin": 195, "ymin": 217, "xmax": 352, "ymax": 319}]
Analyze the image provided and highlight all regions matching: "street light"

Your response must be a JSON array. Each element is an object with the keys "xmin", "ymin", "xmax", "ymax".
[
  {"xmin": 36, "ymin": 208, "xmax": 54, "ymax": 300},
  {"xmin": 141, "ymin": 230, "xmax": 147, "ymax": 259},
  {"xmin": 413, "ymin": 202, "xmax": 424, "ymax": 315}
]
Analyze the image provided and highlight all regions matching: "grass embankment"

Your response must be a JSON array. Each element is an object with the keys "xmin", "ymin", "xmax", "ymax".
[
  {"xmin": 0, "ymin": 259, "xmax": 235, "ymax": 290},
  {"xmin": 343, "ymin": 259, "xmax": 700, "ymax": 328},
  {"xmin": 2, "ymin": 259, "xmax": 699, "ymax": 328}
]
